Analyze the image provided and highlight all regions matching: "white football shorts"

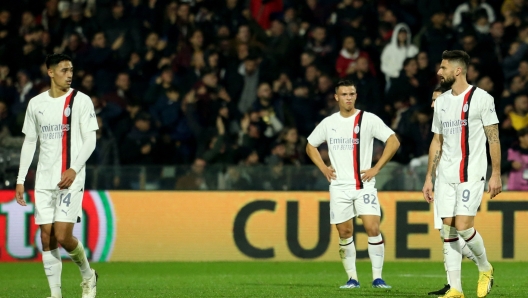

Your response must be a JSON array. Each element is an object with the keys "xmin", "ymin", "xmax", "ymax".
[
  {"xmin": 34, "ymin": 188, "xmax": 84, "ymax": 225},
  {"xmin": 434, "ymin": 180, "xmax": 485, "ymax": 218},
  {"xmin": 329, "ymin": 186, "xmax": 381, "ymax": 224}
]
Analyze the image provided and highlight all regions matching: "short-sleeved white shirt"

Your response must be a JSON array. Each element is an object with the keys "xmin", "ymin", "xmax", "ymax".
[
  {"xmin": 432, "ymin": 85, "xmax": 499, "ymax": 183},
  {"xmin": 22, "ymin": 89, "xmax": 99, "ymax": 189},
  {"xmin": 307, "ymin": 110, "xmax": 395, "ymax": 190}
]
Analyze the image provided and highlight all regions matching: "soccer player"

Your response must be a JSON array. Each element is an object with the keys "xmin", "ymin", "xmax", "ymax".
[
  {"xmin": 306, "ymin": 80, "xmax": 400, "ymax": 289},
  {"xmin": 428, "ymin": 87, "xmax": 478, "ymax": 296},
  {"xmin": 15, "ymin": 53, "xmax": 99, "ymax": 298},
  {"xmin": 423, "ymin": 50, "xmax": 501, "ymax": 298}
]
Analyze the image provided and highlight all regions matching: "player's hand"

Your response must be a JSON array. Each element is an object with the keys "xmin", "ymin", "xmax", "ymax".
[
  {"xmin": 360, "ymin": 167, "xmax": 379, "ymax": 182},
  {"xmin": 488, "ymin": 174, "xmax": 502, "ymax": 199},
  {"xmin": 321, "ymin": 165, "xmax": 336, "ymax": 182},
  {"xmin": 58, "ymin": 168, "xmax": 77, "ymax": 190},
  {"xmin": 422, "ymin": 180, "xmax": 434, "ymax": 203},
  {"xmin": 15, "ymin": 184, "xmax": 26, "ymax": 206},
  {"xmin": 512, "ymin": 161, "xmax": 522, "ymax": 170}
]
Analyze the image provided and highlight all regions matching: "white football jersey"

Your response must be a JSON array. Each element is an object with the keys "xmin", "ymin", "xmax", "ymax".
[
  {"xmin": 307, "ymin": 110, "xmax": 395, "ymax": 190},
  {"xmin": 22, "ymin": 89, "xmax": 99, "ymax": 189},
  {"xmin": 432, "ymin": 85, "xmax": 499, "ymax": 183}
]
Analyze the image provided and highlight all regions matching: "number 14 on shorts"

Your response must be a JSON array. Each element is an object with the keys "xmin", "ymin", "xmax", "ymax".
[{"xmin": 59, "ymin": 192, "xmax": 72, "ymax": 207}]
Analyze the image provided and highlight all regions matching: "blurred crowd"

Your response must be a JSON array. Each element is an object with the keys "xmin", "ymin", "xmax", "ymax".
[{"xmin": 0, "ymin": 0, "xmax": 527, "ymax": 190}]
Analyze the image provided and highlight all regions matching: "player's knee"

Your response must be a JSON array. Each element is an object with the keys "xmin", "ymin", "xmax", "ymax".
[
  {"xmin": 455, "ymin": 222, "xmax": 472, "ymax": 232},
  {"xmin": 54, "ymin": 230, "xmax": 71, "ymax": 245},
  {"xmin": 364, "ymin": 225, "xmax": 380, "ymax": 236},
  {"xmin": 442, "ymin": 224, "xmax": 458, "ymax": 240},
  {"xmin": 336, "ymin": 226, "xmax": 352, "ymax": 238}
]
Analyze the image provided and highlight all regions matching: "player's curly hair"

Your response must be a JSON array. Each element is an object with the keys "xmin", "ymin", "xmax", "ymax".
[{"xmin": 45, "ymin": 53, "xmax": 72, "ymax": 69}]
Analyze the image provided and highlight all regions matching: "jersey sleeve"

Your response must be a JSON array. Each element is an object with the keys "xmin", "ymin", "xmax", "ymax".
[
  {"xmin": 480, "ymin": 93, "xmax": 499, "ymax": 126},
  {"xmin": 369, "ymin": 112, "xmax": 394, "ymax": 142},
  {"xmin": 21, "ymin": 101, "xmax": 38, "ymax": 138},
  {"xmin": 79, "ymin": 95, "xmax": 99, "ymax": 133},
  {"xmin": 431, "ymin": 103, "xmax": 442, "ymax": 134},
  {"xmin": 307, "ymin": 118, "xmax": 327, "ymax": 147}
]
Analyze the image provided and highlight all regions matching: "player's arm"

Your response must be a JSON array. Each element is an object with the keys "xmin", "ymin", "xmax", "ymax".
[
  {"xmin": 422, "ymin": 133, "xmax": 443, "ymax": 202},
  {"xmin": 484, "ymin": 124, "xmax": 502, "ymax": 198},
  {"xmin": 58, "ymin": 130, "xmax": 97, "ymax": 189},
  {"xmin": 360, "ymin": 134, "xmax": 400, "ymax": 182},
  {"xmin": 361, "ymin": 113, "xmax": 400, "ymax": 182},
  {"xmin": 16, "ymin": 102, "xmax": 38, "ymax": 206},
  {"xmin": 306, "ymin": 143, "xmax": 336, "ymax": 182},
  {"xmin": 15, "ymin": 135, "xmax": 38, "ymax": 206},
  {"xmin": 426, "ymin": 133, "xmax": 443, "ymax": 183},
  {"xmin": 58, "ymin": 96, "xmax": 99, "ymax": 189}
]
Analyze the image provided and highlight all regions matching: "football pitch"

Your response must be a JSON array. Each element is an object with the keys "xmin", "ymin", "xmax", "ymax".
[{"xmin": 1, "ymin": 261, "xmax": 526, "ymax": 297}]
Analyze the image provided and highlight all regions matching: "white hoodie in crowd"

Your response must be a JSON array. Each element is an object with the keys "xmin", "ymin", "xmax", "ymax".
[{"xmin": 380, "ymin": 23, "xmax": 419, "ymax": 81}]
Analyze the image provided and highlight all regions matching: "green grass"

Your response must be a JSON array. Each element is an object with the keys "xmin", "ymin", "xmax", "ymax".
[{"xmin": 1, "ymin": 261, "xmax": 526, "ymax": 297}]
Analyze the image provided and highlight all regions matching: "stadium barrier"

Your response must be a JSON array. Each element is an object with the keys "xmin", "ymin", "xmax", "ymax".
[{"xmin": 1, "ymin": 190, "xmax": 527, "ymax": 262}]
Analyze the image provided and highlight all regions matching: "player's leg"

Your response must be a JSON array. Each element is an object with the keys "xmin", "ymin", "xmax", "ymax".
[
  {"xmin": 54, "ymin": 188, "xmax": 97, "ymax": 298},
  {"xmin": 428, "ymin": 194, "xmax": 452, "ymax": 295},
  {"xmin": 428, "ymin": 228, "xmax": 451, "ymax": 296},
  {"xmin": 458, "ymin": 237, "xmax": 478, "ymax": 265},
  {"xmin": 35, "ymin": 190, "xmax": 63, "ymax": 298},
  {"xmin": 360, "ymin": 215, "xmax": 391, "ymax": 288},
  {"xmin": 436, "ymin": 183, "xmax": 464, "ymax": 297},
  {"xmin": 336, "ymin": 219, "xmax": 360, "ymax": 288},
  {"xmin": 454, "ymin": 181, "xmax": 493, "ymax": 297},
  {"xmin": 330, "ymin": 187, "xmax": 359, "ymax": 288},
  {"xmin": 442, "ymin": 218, "xmax": 464, "ymax": 297},
  {"xmin": 355, "ymin": 189, "xmax": 390, "ymax": 289}
]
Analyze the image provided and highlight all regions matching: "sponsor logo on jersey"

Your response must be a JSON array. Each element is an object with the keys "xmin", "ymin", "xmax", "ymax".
[
  {"xmin": 441, "ymin": 119, "xmax": 468, "ymax": 135},
  {"xmin": 329, "ymin": 137, "xmax": 359, "ymax": 150},
  {"xmin": 40, "ymin": 124, "xmax": 70, "ymax": 140},
  {"xmin": 40, "ymin": 124, "xmax": 70, "ymax": 132},
  {"xmin": 329, "ymin": 137, "xmax": 360, "ymax": 145}
]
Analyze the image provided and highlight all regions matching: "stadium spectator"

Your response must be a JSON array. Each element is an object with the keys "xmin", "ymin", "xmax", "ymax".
[
  {"xmin": 286, "ymin": 82, "xmax": 315, "ymax": 137},
  {"xmin": 506, "ymin": 127, "xmax": 528, "ymax": 190},
  {"xmin": 347, "ymin": 56, "xmax": 382, "ymax": 113},
  {"xmin": 416, "ymin": 9, "xmax": 456, "ymax": 66},
  {"xmin": 452, "ymin": 0, "xmax": 496, "ymax": 29},
  {"xmin": 387, "ymin": 57, "xmax": 425, "ymax": 106},
  {"xmin": 279, "ymin": 126, "xmax": 307, "ymax": 166},
  {"xmin": 380, "ymin": 23, "xmax": 419, "ymax": 86},
  {"xmin": 91, "ymin": 93, "xmax": 122, "ymax": 128},
  {"xmin": 0, "ymin": 0, "xmax": 524, "ymax": 190},
  {"xmin": 102, "ymin": 72, "xmax": 132, "ymax": 109},
  {"xmin": 86, "ymin": 116, "xmax": 121, "ymax": 189},
  {"xmin": 252, "ymin": 82, "xmax": 284, "ymax": 137},
  {"xmin": 10, "ymin": 69, "xmax": 38, "ymax": 117},
  {"xmin": 506, "ymin": 94, "xmax": 528, "ymax": 131},
  {"xmin": 335, "ymin": 35, "xmax": 375, "ymax": 78},
  {"xmin": 305, "ymin": 26, "xmax": 335, "ymax": 66},
  {"xmin": 503, "ymin": 39, "xmax": 528, "ymax": 81},
  {"xmin": 120, "ymin": 111, "xmax": 158, "ymax": 165},
  {"xmin": 175, "ymin": 157, "xmax": 211, "ymax": 190}
]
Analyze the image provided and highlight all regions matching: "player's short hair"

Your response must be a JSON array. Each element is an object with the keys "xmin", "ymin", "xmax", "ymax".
[
  {"xmin": 335, "ymin": 80, "xmax": 356, "ymax": 93},
  {"xmin": 517, "ymin": 126, "xmax": 528, "ymax": 137},
  {"xmin": 441, "ymin": 50, "xmax": 470, "ymax": 73},
  {"xmin": 45, "ymin": 53, "xmax": 72, "ymax": 69}
]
